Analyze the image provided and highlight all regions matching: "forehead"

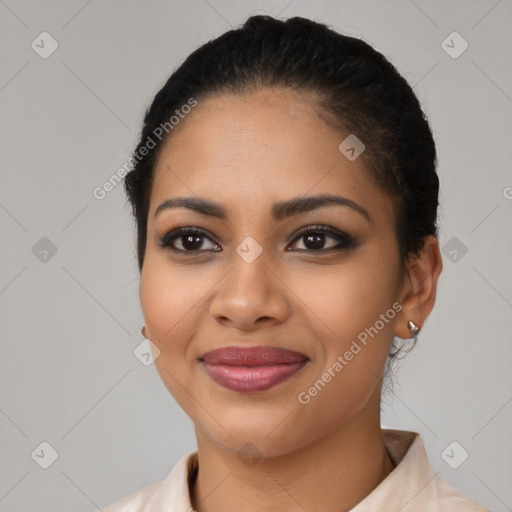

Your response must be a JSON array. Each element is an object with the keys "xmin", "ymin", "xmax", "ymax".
[{"xmin": 149, "ymin": 88, "xmax": 392, "ymax": 221}]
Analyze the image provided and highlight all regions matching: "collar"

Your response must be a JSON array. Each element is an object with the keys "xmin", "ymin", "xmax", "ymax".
[{"xmin": 144, "ymin": 429, "xmax": 487, "ymax": 511}]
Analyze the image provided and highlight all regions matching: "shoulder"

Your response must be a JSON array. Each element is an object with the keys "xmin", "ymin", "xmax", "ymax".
[
  {"xmin": 98, "ymin": 451, "xmax": 197, "ymax": 512},
  {"xmin": 428, "ymin": 473, "xmax": 491, "ymax": 512},
  {"xmin": 102, "ymin": 479, "xmax": 164, "ymax": 512},
  {"xmin": 361, "ymin": 429, "xmax": 491, "ymax": 512}
]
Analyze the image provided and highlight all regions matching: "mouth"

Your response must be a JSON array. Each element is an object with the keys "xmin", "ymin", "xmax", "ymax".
[{"xmin": 199, "ymin": 345, "xmax": 309, "ymax": 392}]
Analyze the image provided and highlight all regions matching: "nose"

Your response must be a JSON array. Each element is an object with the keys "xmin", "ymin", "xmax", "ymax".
[{"xmin": 209, "ymin": 246, "xmax": 291, "ymax": 332}]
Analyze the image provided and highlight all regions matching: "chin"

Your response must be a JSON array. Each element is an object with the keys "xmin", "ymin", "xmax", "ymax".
[{"xmin": 194, "ymin": 407, "xmax": 323, "ymax": 460}]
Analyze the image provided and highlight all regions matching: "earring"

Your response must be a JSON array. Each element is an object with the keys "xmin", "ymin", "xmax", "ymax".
[{"xmin": 407, "ymin": 320, "xmax": 420, "ymax": 339}]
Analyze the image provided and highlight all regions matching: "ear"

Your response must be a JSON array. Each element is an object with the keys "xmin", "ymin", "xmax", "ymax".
[{"xmin": 394, "ymin": 235, "xmax": 443, "ymax": 339}]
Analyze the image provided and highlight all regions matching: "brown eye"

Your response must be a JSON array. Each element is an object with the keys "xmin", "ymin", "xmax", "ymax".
[
  {"xmin": 159, "ymin": 224, "xmax": 355, "ymax": 255},
  {"xmin": 288, "ymin": 225, "xmax": 355, "ymax": 252},
  {"xmin": 159, "ymin": 227, "xmax": 221, "ymax": 253}
]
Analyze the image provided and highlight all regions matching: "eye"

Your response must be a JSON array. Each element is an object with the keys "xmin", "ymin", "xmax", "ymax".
[
  {"xmin": 287, "ymin": 225, "xmax": 355, "ymax": 252},
  {"xmin": 158, "ymin": 224, "xmax": 356, "ymax": 255},
  {"xmin": 159, "ymin": 227, "xmax": 221, "ymax": 253}
]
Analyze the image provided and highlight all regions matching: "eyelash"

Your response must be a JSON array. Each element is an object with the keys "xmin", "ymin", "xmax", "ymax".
[{"xmin": 158, "ymin": 225, "xmax": 356, "ymax": 255}]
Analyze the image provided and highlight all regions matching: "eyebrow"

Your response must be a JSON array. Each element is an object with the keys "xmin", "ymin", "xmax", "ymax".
[{"xmin": 154, "ymin": 194, "xmax": 371, "ymax": 223}]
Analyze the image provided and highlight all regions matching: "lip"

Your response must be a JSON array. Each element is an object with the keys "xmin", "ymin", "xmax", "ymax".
[{"xmin": 200, "ymin": 346, "xmax": 309, "ymax": 392}]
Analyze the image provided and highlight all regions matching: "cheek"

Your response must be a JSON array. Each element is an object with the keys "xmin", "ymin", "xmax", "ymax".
[
  {"xmin": 139, "ymin": 257, "xmax": 206, "ymax": 359},
  {"xmin": 139, "ymin": 258, "xmax": 209, "ymax": 413},
  {"xmin": 284, "ymin": 251, "xmax": 399, "ymax": 402},
  {"xmin": 287, "ymin": 265, "xmax": 396, "ymax": 442},
  {"xmin": 286, "ymin": 253, "xmax": 399, "ymax": 344}
]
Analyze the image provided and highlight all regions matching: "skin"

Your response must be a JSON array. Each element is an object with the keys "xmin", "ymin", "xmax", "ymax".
[{"xmin": 139, "ymin": 87, "xmax": 443, "ymax": 512}]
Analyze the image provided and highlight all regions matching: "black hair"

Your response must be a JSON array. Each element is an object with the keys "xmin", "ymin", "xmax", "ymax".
[{"xmin": 124, "ymin": 15, "xmax": 439, "ymax": 386}]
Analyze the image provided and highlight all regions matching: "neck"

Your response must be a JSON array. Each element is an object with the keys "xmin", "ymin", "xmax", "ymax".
[{"xmin": 190, "ymin": 408, "xmax": 395, "ymax": 512}]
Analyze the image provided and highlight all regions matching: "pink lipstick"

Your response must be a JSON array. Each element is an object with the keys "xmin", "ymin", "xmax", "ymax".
[{"xmin": 200, "ymin": 345, "xmax": 308, "ymax": 392}]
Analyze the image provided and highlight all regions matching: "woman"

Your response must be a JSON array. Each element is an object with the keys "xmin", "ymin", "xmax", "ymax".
[{"xmin": 104, "ymin": 15, "xmax": 489, "ymax": 512}]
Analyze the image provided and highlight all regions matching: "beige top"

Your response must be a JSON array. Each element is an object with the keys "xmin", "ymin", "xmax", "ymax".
[{"xmin": 102, "ymin": 429, "xmax": 489, "ymax": 511}]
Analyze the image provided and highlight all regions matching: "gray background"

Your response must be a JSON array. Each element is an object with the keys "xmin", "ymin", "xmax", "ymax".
[{"xmin": 0, "ymin": 0, "xmax": 511, "ymax": 511}]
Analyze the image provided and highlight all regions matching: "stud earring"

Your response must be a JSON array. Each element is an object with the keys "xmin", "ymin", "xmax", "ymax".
[{"xmin": 407, "ymin": 320, "xmax": 420, "ymax": 339}]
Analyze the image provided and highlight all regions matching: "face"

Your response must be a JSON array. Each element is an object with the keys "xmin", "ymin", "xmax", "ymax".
[{"xmin": 140, "ymin": 87, "xmax": 407, "ymax": 457}]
